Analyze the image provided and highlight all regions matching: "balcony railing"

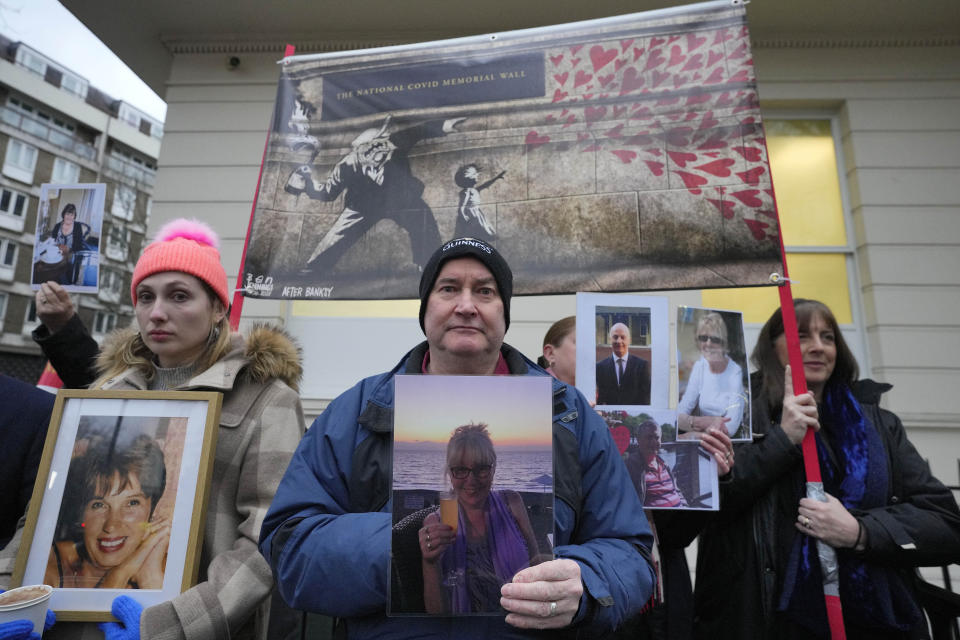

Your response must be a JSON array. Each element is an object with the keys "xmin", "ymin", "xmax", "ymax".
[
  {"xmin": 0, "ymin": 106, "xmax": 97, "ymax": 161},
  {"xmin": 104, "ymin": 154, "xmax": 156, "ymax": 188}
]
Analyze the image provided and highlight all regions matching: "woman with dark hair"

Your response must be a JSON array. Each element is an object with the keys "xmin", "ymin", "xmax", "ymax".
[
  {"xmin": 538, "ymin": 316, "xmax": 576, "ymax": 385},
  {"xmin": 48, "ymin": 203, "xmax": 91, "ymax": 285},
  {"xmin": 693, "ymin": 299, "xmax": 960, "ymax": 639},
  {"xmin": 419, "ymin": 423, "xmax": 542, "ymax": 614},
  {"xmin": 45, "ymin": 435, "xmax": 168, "ymax": 589}
]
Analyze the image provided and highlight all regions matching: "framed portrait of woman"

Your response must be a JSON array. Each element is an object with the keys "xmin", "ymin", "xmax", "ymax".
[{"xmin": 11, "ymin": 390, "xmax": 221, "ymax": 621}]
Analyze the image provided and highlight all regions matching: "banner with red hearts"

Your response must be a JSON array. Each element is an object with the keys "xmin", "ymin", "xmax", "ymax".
[{"xmin": 243, "ymin": 0, "xmax": 783, "ymax": 300}]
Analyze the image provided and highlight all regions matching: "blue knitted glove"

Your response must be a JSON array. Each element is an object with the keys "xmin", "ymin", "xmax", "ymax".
[
  {"xmin": 42, "ymin": 610, "xmax": 54, "ymax": 633},
  {"xmin": 0, "ymin": 620, "xmax": 37, "ymax": 640},
  {"xmin": 97, "ymin": 595, "xmax": 142, "ymax": 640}
]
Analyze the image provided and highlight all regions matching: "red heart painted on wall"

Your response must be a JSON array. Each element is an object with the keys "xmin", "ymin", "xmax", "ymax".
[
  {"xmin": 585, "ymin": 105, "xmax": 608, "ymax": 124},
  {"xmin": 645, "ymin": 160, "xmax": 665, "ymax": 176},
  {"xmin": 687, "ymin": 33, "xmax": 707, "ymax": 51},
  {"xmin": 730, "ymin": 189, "xmax": 763, "ymax": 207},
  {"xmin": 590, "ymin": 45, "xmax": 618, "ymax": 72},
  {"xmin": 667, "ymin": 150, "xmax": 698, "ymax": 167},
  {"xmin": 737, "ymin": 167, "xmax": 766, "ymax": 184},
  {"xmin": 525, "ymin": 131, "xmax": 551, "ymax": 148},
  {"xmin": 695, "ymin": 158, "xmax": 735, "ymax": 177},
  {"xmin": 676, "ymin": 171, "xmax": 709, "ymax": 191},
  {"xmin": 667, "ymin": 45, "xmax": 686, "ymax": 68}
]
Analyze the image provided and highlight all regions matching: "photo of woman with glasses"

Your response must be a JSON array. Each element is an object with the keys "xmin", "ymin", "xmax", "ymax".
[
  {"xmin": 418, "ymin": 423, "xmax": 543, "ymax": 614},
  {"xmin": 677, "ymin": 309, "xmax": 750, "ymax": 441}
]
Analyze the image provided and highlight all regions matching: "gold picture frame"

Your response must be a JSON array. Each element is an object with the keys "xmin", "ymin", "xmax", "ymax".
[{"xmin": 12, "ymin": 389, "xmax": 221, "ymax": 621}]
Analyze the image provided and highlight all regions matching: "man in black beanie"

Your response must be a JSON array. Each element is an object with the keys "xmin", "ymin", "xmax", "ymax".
[
  {"xmin": 261, "ymin": 237, "xmax": 655, "ymax": 638},
  {"xmin": 415, "ymin": 237, "xmax": 513, "ymax": 374}
]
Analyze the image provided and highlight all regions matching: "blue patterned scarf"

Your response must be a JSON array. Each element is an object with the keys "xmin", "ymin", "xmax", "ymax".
[{"xmin": 777, "ymin": 383, "xmax": 921, "ymax": 636}]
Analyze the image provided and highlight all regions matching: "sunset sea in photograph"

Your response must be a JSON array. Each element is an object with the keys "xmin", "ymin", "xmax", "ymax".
[{"xmin": 393, "ymin": 449, "xmax": 552, "ymax": 491}]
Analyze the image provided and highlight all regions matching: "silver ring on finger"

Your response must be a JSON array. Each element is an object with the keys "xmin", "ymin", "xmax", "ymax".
[
  {"xmin": 549, "ymin": 601, "xmax": 557, "ymax": 617},
  {"xmin": 426, "ymin": 530, "xmax": 430, "ymax": 542},
  {"xmin": 427, "ymin": 541, "xmax": 432, "ymax": 550}
]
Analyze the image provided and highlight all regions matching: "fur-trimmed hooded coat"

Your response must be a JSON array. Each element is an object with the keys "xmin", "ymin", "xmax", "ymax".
[{"xmin": 37, "ymin": 325, "xmax": 307, "ymax": 640}]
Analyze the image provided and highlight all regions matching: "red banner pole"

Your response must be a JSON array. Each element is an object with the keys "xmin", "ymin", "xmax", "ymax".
[
  {"xmin": 777, "ymin": 272, "xmax": 847, "ymax": 640},
  {"xmin": 229, "ymin": 44, "xmax": 296, "ymax": 331}
]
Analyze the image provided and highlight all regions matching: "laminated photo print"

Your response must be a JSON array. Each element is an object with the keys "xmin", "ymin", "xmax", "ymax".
[
  {"xmin": 389, "ymin": 375, "xmax": 554, "ymax": 616},
  {"xmin": 31, "ymin": 183, "xmax": 105, "ymax": 294},
  {"xmin": 575, "ymin": 293, "xmax": 669, "ymax": 409},
  {"xmin": 599, "ymin": 407, "xmax": 719, "ymax": 511},
  {"xmin": 676, "ymin": 306, "xmax": 751, "ymax": 442}
]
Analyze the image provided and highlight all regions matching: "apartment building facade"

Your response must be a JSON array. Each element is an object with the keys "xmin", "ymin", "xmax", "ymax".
[{"xmin": 0, "ymin": 36, "xmax": 162, "ymax": 382}]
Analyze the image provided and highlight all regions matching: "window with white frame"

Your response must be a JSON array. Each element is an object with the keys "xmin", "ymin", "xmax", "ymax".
[
  {"xmin": 7, "ymin": 96, "xmax": 35, "ymax": 115},
  {"xmin": 0, "ymin": 186, "xmax": 28, "ymax": 232},
  {"xmin": 0, "ymin": 236, "xmax": 16, "ymax": 281},
  {"xmin": 105, "ymin": 225, "xmax": 130, "ymax": 261},
  {"xmin": 99, "ymin": 267, "xmax": 124, "ymax": 301},
  {"xmin": 15, "ymin": 47, "xmax": 46, "ymax": 75},
  {"xmin": 94, "ymin": 310, "xmax": 118, "ymax": 335},
  {"xmin": 111, "ymin": 184, "xmax": 136, "ymax": 220},
  {"xmin": 59, "ymin": 71, "xmax": 89, "ymax": 99},
  {"xmin": 117, "ymin": 103, "xmax": 142, "ymax": 129},
  {"xmin": 51, "ymin": 157, "xmax": 80, "ymax": 184},
  {"xmin": 24, "ymin": 299, "xmax": 37, "ymax": 330},
  {"xmin": 8, "ymin": 97, "xmax": 77, "ymax": 135},
  {"xmin": 3, "ymin": 139, "xmax": 39, "ymax": 183}
]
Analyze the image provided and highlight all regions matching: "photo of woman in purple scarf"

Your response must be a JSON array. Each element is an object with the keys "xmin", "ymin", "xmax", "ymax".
[{"xmin": 418, "ymin": 423, "xmax": 543, "ymax": 614}]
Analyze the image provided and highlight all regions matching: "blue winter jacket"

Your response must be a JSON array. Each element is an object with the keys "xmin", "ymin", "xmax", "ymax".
[{"xmin": 259, "ymin": 342, "xmax": 655, "ymax": 639}]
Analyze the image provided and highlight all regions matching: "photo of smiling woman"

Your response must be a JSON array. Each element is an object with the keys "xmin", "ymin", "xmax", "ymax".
[
  {"xmin": 420, "ymin": 424, "xmax": 543, "ymax": 614},
  {"xmin": 43, "ymin": 417, "xmax": 184, "ymax": 590},
  {"xmin": 676, "ymin": 308, "xmax": 751, "ymax": 442}
]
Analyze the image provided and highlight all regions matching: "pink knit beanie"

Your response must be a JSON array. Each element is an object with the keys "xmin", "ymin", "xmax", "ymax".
[{"xmin": 131, "ymin": 219, "xmax": 229, "ymax": 308}]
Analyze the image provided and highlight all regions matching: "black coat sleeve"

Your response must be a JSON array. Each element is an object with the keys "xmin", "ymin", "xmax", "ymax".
[
  {"xmin": 855, "ymin": 407, "xmax": 960, "ymax": 567},
  {"xmin": 32, "ymin": 314, "xmax": 100, "ymax": 388}
]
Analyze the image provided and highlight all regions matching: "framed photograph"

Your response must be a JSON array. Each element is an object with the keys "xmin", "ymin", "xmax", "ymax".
[
  {"xmin": 676, "ymin": 306, "xmax": 752, "ymax": 441},
  {"xmin": 12, "ymin": 390, "xmax": 221, "ymax": 621},
  {"xmin": 575, "ymin": 293, "xmax": 669, "ymax": 409},
  {"xmin": 30, "ymin": 183, "xmax": 105, "ymax": 293},
  {"xmin": 599, "ymin": 407, "xmax": 719, "ymax": 511},
  {"xmin": 389, "ymin": 375, "xmax": 554, "ymax": 616}
]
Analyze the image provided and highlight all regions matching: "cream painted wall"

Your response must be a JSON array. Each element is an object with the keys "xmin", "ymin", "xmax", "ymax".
[{"xmin": 152, "ymin": 44, "xmax": 960, "ymax": 487}]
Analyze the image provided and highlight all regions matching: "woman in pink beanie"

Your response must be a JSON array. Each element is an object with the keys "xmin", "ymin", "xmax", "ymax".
[{"xmin": 18, "ymin": 219, "xmax": 305, "ymax": 640}]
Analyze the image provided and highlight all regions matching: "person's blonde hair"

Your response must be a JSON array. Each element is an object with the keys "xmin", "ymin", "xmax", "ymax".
[
  {"xmin": 445, "ymin": 423, "xmax": 497, "ymax": 477},
  {"xmin": 696, "ymin": 312, "xmax": 728, "ymax": 346}
]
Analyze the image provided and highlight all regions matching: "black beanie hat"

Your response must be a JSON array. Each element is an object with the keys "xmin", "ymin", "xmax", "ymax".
[{"xmin": 418, "ymin": 238, "xmax": 513, "ymax": 332}]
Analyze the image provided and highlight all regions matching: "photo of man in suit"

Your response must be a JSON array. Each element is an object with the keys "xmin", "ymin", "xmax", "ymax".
[{"xmin": 596, "ymin": 323, "xmax": 650, "ymax": 405}]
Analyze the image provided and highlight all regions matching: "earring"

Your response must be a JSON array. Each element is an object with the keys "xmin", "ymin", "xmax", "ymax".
[{"xmin": 208, "ymin": 323, "xmax": 221, "ymax": 345}]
